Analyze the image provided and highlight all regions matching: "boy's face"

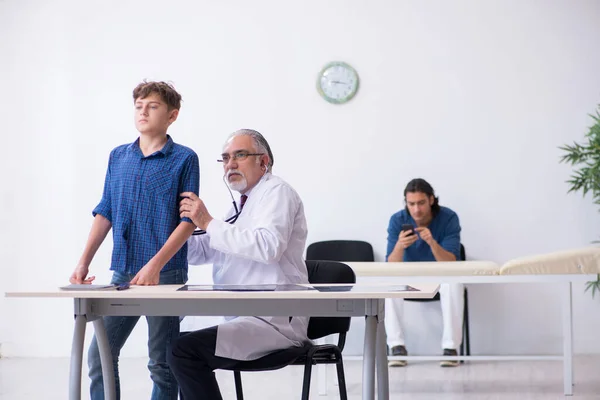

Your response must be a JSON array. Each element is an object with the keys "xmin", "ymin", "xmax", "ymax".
[{"xmin": 134, "ymin": 93, "xmax": 178, "ymax": 135}]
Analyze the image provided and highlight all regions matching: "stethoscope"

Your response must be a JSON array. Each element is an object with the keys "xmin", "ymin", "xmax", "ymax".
[
  {"xmin": 190, "ymin": 165, "xmax": 268, "ymax": 236},
  {"xmin": 192, "ymin": 175, "xmax": 242, "ymax": 236}
]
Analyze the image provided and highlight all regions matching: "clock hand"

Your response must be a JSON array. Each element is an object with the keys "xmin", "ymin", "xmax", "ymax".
[{"xmin": 330, "ymin": 80, "xmax": 349, "ymax": 85}]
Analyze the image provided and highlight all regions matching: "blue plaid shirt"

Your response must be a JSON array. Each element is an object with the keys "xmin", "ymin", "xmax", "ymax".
[{"xmin": 93, "ymin": 135, "xmax": 200, "ymax": 274}]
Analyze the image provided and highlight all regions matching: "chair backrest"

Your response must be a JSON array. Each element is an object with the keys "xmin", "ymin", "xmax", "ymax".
[
  {"xmin": 460, "ymin": 243, "xmax": 466, "ymax": 261},
  {"xmin": 306, "ymin": 240, "xmax": 374, "ymax": 262},
  {"xmin": 305, "ymin": 260, "xmax": 356, "ymax": 340}
]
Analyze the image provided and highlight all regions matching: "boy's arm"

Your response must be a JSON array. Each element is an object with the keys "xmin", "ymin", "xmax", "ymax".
[
  {"xmin": 71, "ymin": 150, "xmax": 114, "ymax": 284},
  {"xmin": 130, "ymin": 222, "xmax": 196, "ymax": 285},
  {"xmin": 70, "ymin": 215, "xmax": 112, "ymax": 284}
]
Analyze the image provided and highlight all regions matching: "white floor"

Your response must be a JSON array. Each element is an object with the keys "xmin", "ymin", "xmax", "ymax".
[{"xmin": 1, "ymin": 356, "xmax": 600, "ymax": 399}]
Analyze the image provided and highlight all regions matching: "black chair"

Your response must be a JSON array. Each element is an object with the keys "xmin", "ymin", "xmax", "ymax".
[
  {"xmin": 225, "ymin": 260, "xmax": 355, "ymax": 400},
  {"xmin": 404, "ymin": 244, "xmax": 471, "ymax": 360},
  {"xmin": 306, "ymin": 240, "xmax": 375, "ymax": 262}
]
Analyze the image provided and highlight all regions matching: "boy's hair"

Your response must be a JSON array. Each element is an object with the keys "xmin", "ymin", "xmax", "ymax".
[{"xmin": 133, "ymin": 81, "xmax": 182, "ymax": 110}]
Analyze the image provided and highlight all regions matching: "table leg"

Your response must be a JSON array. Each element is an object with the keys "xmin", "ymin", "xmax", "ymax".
[
  {"xmin": 363, "ymin": 315, "xmax": 376, "ymax": 400},
  {"xmin": 69, "ymin": 315, "xmax": 87, "ymax": 400},
  {"xmin": 92, "ymin": 318, "xmax": 116, "ymax": 400},
  {"xmin": 562, "ymin": 282, "xmax": 573, "ymax": 396},
  {"xmin": 376, "ymin": 301, "xmax": 389, "ymax": 400}
]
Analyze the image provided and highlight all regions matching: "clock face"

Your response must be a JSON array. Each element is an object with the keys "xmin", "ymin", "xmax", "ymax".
[{"xmin": 317, "ymin": 62, "xmax": 359, "ymax": 104}]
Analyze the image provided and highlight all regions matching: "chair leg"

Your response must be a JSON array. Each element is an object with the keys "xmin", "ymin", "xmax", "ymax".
[
  {"xmin": 460, "ymin": 290, "xmax": 466, "ymax": 363},
  {"xmin": 233, "ymin": 371, "xmax": 244, "ymax": 400},
  {"xmin": 301, "ymin": 359, "xmax": 314, "ymax": 400},
  {"xmin": 464, "ymin": 289, "xmax": 471, "ymax": 356},
  {"xmin": 335, "ymin": 356, "xmax": 348, "ymax": 400}
]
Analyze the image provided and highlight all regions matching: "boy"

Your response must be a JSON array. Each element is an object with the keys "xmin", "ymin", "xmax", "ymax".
[{"xmin": 69, "ymin": 81, "xmax": 199, "ymax": 399}]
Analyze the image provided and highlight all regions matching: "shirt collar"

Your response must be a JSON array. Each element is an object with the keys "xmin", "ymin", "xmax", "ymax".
[
  {"xmin": 241, "ymin": 172, "xmax": 270, "ymax": 199},
  {"xmin": 128, "ymin": 135, "xmax": 174, "ymax": 158}
]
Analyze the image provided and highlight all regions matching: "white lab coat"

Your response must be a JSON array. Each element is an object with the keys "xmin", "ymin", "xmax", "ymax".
[{"xmin": 187, "ymin": 173, "xmax": 310, "ymax": 361}]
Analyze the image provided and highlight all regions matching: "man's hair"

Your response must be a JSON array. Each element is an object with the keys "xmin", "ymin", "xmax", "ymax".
[
  {"xmin": 404, "ymin": 178, "xmax": 441, "ymax": 216},
  {"xmin": 133, "ymin": 81, "xmax": 182, "ymax": 110},
  {"xmin": 228, "ymin": 129, "xmax": 274, "ymax": 172}
]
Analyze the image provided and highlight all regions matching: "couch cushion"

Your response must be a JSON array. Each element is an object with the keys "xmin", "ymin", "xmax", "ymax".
[
  {"xmin": 500, "ymin": 246, "xmax": 600, "ymax": 275},
  {"xmin": 347, "ymin": 261, "xmax": 500, "ymax": 277}
]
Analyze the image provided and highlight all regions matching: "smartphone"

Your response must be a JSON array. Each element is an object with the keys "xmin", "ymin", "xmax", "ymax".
[{"xmin": 401, "ymin": 224, "xmax": 415, "ymax": 235}]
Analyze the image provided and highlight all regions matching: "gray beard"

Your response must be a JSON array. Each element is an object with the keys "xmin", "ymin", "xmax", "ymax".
[{"xmin": 228, "ymin": 178, "xmax": 247, "ymax": 192}]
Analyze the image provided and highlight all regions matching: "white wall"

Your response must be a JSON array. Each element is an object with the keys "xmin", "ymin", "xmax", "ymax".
[{"xmin": 1, "ymin": 0, "xmax": 600, "ymax": 358}]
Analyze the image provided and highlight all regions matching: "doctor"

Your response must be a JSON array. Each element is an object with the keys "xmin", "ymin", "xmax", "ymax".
[{"xmin": 167, "ymin": 129, "xmax": 309, "ymax": 399}]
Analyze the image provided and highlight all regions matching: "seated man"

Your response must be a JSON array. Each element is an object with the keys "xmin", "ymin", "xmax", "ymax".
[
  {"xmin": 385, "ymin": 178, "xmax": 463, "ymax": 367},
  {"xmin": 167, "ymin": 129, "xmax": 310, "ymax": 399}
]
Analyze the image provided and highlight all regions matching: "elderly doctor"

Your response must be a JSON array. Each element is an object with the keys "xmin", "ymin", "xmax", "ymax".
[{"xmin": 167, "ymin": 129, "xmax": 309, "ymax": 399}]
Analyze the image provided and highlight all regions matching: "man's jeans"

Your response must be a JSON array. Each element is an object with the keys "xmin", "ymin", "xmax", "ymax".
[{"xmin": 87, "ymin": 269, "xmax": 187, "ymax": 400}]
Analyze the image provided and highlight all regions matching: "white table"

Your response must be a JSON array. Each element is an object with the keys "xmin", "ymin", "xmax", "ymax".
[
  {"xmin": 6, "ymin": 283, "xmax": 438, "ymax": 400},
  {"xmin": 347, "ymin": 261, "xmax": 597, "ymax": 396}
]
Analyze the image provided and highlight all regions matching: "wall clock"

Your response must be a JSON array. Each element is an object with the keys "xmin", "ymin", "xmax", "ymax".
[{"xmin": 316, "ymin": 61, "xmax": 359, "ymax": 104}]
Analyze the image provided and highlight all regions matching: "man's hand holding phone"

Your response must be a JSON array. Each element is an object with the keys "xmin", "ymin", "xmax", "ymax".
[
  {"xmin": 415, "ymin": 226, "xmax": 435, "ymax": 246},
  {"xmin": 398, "ymin": 224, "xmax": 418, "ymax": 249}
]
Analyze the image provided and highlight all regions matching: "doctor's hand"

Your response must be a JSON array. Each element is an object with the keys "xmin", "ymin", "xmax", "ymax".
[
  {"xmin": 415, "ymin": 227, "xmax": 436, "ymax": 246},
  {"xmin": 70, "ymin": 265, "xmax": 95, "ymax": 284},
  {"xmin": 130, "ymin": 263, "xmax": 160, "ymax": 286},
  {"xmin": 180, "ymin": 192, "xmax": 214, "ymax": 230},
  {"xmin": 398, "ymin": 229, "xmax": 418, "ymax": 249}
]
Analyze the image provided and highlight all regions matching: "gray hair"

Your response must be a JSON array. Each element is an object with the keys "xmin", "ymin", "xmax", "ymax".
[{"xmin": 226, "ymin": 129, "xmax": 274, "ymax": 172}]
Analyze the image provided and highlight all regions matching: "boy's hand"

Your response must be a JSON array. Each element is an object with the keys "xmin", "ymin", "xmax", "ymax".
[
  {"xmin": 70, "ymin": 265, "xmax": 95, "ymax": 284},
  {"xmin": 130, "ymin": 264, "xmax": 160, "ymax": 286}
]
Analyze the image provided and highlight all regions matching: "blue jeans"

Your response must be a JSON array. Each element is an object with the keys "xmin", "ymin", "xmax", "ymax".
[{"xmin": 88, "ymin": 269, "xmax": 187, "ymax": 400}]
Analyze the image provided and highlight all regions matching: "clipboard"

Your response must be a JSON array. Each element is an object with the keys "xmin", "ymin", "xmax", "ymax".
[
  {"xmin": 60, "ymin": 284, "xmax": 117, "ymax": 291},
  {"xmin": 60, "ymin": 283, "xmax": 130, "ymax": 291},
  {"xmin": 177, "ymin": 284, "xmax": 315, "ymax": 292}
]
